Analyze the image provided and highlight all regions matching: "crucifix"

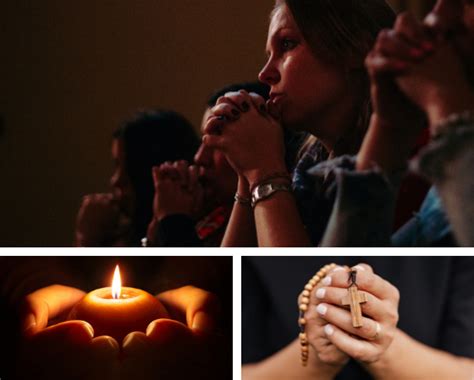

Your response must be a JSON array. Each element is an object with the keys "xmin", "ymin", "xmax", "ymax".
[{"xmin": 341, "ymin": 270, "xmax": 367, "ymax": 327}]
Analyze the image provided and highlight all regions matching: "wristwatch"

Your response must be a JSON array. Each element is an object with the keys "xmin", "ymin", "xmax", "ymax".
[{"xmin": 251, "ymin": 182, "xmax": 292, "ymax": 208}]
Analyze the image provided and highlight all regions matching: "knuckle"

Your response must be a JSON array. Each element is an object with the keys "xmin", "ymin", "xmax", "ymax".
[
  {"xmin": 384, "ymin": 328, "xmax": 396, "ymax": 343},
  {"xmin": 351, "ymin": 345, "xmax": 366, "ymax": 361},
  {"xmin": 388, "ymin": 309, "xmax": 399, "ymax": 325},
  {"xmin": 363, "ymin": 274, "xmax": 375, "ymax": 289},
  {"xmin": 378, "ymin": 28, "xmax": 391, "ymax": 40},
  {"xmin": 317, "ymin": 351, "xmax": 337, "ymax": 364},
  {"xmin": 392, "ymin": 287, "xmax": 401, "ymax": 304},
  {"xmin": 397, "ymin": 12, "xmax": 411, "ymax": 25},
  {"xmin": 366, "ymin": 353, "xmax": 382, "ymax": 363},
  {"xmin": 215, "ymin": 96, "xmax": 226, "ymax": 104},
  {"xmin": 360, "ymin": 323, "xmax": 374, "ymax": 337}
]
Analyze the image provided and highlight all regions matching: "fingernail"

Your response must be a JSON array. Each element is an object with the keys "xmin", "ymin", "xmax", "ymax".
[
  {"xmin": 421, "ymin": 41, "xmax": 434, "ymax": 51},
  {"xmin": 352, "ymin": 265, "xmax": 365, "ymax": 271},
  {"xmin": 316, "ymin": 304, "xmax": 327, "ymax": 316},
  {"xmin": 242, "ymin": 102, "xmax": 250, "ymax": 111},
  {"xmin": 316, "ymin": 288, "xmax": 326, "ymax": 299},
  {"xmin": 410, "ymin": 47, "xmax": 424, "ymax": 57},
  {"xmin": 192, "ymin": 311, "xmax": 215, "ymax": 333},
  {"xmin": 68, "ymin": 322, "xmax": 94, "ymax": 344},
  {"xmin": 82, "ymin": 322, "xmax": 94, "ymax": 338},
  {"xmin": 324, "ymin": 324, "xmax": 334, "ymax": 336},
  {"xmin": 322, "ymin": 276, "xmax": 331, "ymax": 286},
  {"xmin": 123, "ymin": 332, "xmax": 147, "ymax": 349},
  {"xmin": 395, "ymin": 61, "xmax": 408, "ymax": 70}
]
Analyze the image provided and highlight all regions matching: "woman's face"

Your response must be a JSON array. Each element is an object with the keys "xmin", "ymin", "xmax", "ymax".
[
  {"xmin": 110, "ymin": 138, "xmax": 135, "ymax": 217},
  {"xmin": 259, "ymin": 4, "xmax": 350, "ymax": 140}
]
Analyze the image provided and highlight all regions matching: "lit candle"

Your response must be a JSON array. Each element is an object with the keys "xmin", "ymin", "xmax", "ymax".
[{"xmin": 69, "ymin": 265, "xmax": 168, "ymax": 343}]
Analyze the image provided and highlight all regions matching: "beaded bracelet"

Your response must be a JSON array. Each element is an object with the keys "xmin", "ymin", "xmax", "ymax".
[
  {"xmin": 234, "ymin": 193, "xmax": 251, "ymax": 206},
  {"xmin": 298, "ymin": 263, "xmax": 337, "ymax": 367}
]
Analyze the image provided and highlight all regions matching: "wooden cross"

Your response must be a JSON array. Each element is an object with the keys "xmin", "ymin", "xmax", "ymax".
[{"xmin": 341, "ymin": 271, "xmax": 367, "ymax": 327}]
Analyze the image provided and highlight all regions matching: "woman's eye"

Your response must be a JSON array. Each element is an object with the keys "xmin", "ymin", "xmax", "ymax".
[{"xmin": 281, "ymin": 39, "xmax": 297, "ymax": 51}]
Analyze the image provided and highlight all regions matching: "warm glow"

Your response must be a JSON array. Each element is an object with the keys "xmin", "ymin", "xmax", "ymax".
[{"xmin": 112, "ymin": 265, "xmax": 121, "ymax": 299}]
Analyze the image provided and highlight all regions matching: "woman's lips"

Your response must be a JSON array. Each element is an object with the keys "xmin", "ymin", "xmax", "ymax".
[
  {"xmin": 268, "ymin": 94, "xmax": 284, "ymax": 118},
  {"xmin": 270, "ymin": 93, "xmax": 284, "ymax": 104}
]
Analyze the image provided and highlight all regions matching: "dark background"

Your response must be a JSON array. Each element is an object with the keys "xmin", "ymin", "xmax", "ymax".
[{"xmin": 0, "ymin": 256, "xmax": 232, "ymax": 378}]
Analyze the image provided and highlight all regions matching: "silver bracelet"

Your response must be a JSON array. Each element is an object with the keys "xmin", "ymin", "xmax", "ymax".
[{"xmin": 251, "ymin": 182, "xmax": 292, "ymax": 208}]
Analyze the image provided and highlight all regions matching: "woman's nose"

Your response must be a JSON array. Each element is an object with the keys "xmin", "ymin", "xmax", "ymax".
[{"xmin": 258, "ymin": 58, "xmax": 280, "ymax": 86}]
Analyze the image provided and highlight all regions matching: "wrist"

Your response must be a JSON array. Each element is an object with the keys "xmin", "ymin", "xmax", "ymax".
[
  {"xmin": 237, "ymin": 176, "xmax": 251, "ymax": 197},
  {"xmin": 363, "ymin": 328, "xmax": 401, "ymax": 378},
  {"xmin": 244, "ymin": 165, "xmax": 289, "ymax": 192},
  {"xmin": 309, "ymin": 351, "xmax": 344, "ymax": 380},
  {"xmin": 370, "ymin": 113, "xmax": 424, "ymax": 138},
  {"xmin": 425, "ymin": 86, "xmax": 474, "ymax": 130}
]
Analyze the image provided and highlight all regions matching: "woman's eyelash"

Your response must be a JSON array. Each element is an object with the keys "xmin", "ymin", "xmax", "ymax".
[{"xmin": 281, "ymin": 38, "xmax": 297, "ymax": 50}]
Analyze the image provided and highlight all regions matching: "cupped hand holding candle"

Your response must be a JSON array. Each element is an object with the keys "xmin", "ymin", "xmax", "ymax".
[
  {"xmin": 68, "ymin": 265, "xmax": 169, "ymax": 343},
  {"xmin": 120, "ymin": 285, "xmax": 229, "ymax": 380},
  {"xmin": 18, "ymin": 285, "xmax": 120, "ymax": 380}
]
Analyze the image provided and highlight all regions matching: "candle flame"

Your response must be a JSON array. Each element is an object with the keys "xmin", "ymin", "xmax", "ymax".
[{"xmin": 112, "ymin": 265, "xmax": 121, "ymax": 299}]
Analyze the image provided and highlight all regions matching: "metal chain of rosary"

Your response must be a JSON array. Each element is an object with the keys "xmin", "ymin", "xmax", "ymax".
[{"xmin": 298, "ymin": 263, "xmax": 337, "ymax": 366}]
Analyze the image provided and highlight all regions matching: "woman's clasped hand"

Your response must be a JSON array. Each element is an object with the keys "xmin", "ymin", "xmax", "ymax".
[
  {"xmin": 304, "ymin": 264, "xmax": 399, "ymax": 369},
  {"xmin": 203, "ymin": 90, "xmax": 287, "ymax": 188}
]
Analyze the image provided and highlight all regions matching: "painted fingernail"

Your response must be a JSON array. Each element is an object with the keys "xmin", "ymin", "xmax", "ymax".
[
  {"xmin": 242, "ymin": 102, "xmax": 250, "ymax": 111},
  {"xmin": 316, "ymin": 288, "xmax": 326, "ymax": 299},
  {"xmin": 395, "ymin": 61, "xmax": 408, "ymax": 70},
  {"xmin": 316, "ymin": 304, "xmax": 328, "ymax": 316},
  {"xmin": 231, "ymin": 108, "xmax": 240, "ymax": 116},
  {"xmin": 324, "ymin": 324, "xmax": 334, "ymax": 336},
  {"xmin": 322, "ymin": 276, "xmax": 332, "ymax": 286},
  {"xmin": 410, "ymin": 47, "xmax": 424, "ymax": 57},
  {"xmin": 421, "ymin": 41, "xmax": 434, "ymax": 51}
]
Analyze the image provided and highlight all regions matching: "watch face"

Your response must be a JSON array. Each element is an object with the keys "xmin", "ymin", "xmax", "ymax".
[
  {"xmin": 252, "ymin": 182, "xmax": 291, "ymax": 207},
  {"xmin": 259, "ymin": 183, "xmax": 272, "ymax": 198}
]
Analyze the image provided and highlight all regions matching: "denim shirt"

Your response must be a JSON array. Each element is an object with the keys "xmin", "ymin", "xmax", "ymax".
[
  {"xmin": 306, "ymin": 121, "xmax": 474, "ymax": 247},
  {"xmin": 392, "ymin": 187, "xmax": 454, "ymax": 246}
]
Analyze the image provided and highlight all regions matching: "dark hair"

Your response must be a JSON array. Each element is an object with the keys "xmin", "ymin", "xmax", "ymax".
[
  {"xmin": 114, "ymin": 110, "xmax": 199, "ymax": 245},
  {"xmin": 274, "ymin": 0, "xmax": 396, "ymax": 156},
  {"xmin": 206, "ymin": 81, "xmax": 270, "ymax": 107}
]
